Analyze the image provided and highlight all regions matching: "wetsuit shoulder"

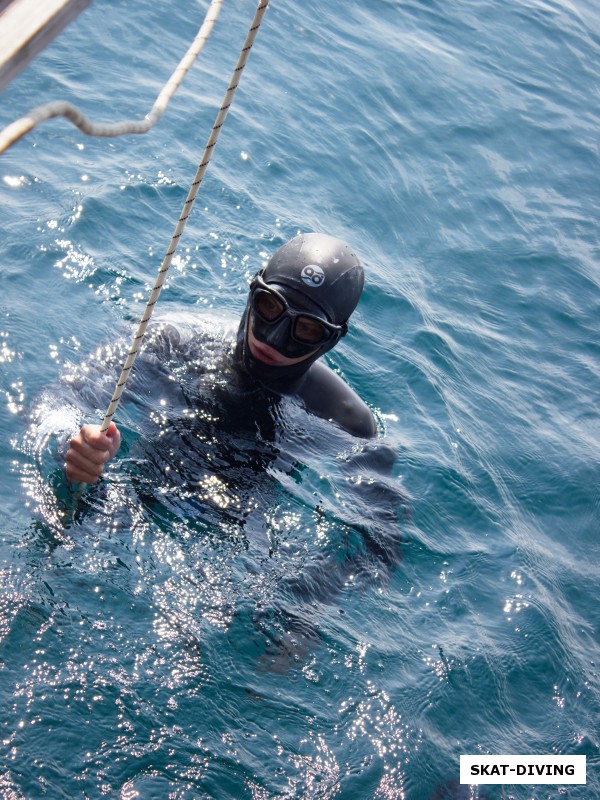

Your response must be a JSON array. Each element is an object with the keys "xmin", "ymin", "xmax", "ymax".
[{"xmin": 295, "ymin": 360, "xmax": 377, "ymax": 438}]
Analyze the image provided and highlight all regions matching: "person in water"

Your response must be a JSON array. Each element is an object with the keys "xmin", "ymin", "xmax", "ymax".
[{"xmin": 65, "ymin": 232, "xmax": 378, "ymax": 484}]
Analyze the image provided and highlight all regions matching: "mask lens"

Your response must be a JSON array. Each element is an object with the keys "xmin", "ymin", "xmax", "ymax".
[
  {"xmin": 293, "ymin": 315, "xmax": 329, "ymax": 344},
  {"xmin": 253, "ymin": 289, "xmax": 285, "ymax": 322}
]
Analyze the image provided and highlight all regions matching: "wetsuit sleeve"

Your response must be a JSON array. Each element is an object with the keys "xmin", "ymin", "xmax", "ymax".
[{"xmin": 295, "ymin": 360, "xmax": 377, "ymax": 438}]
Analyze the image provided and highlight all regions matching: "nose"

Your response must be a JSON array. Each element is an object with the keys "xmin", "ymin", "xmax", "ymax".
[{"xmin": 261, "ymin": 314, "xmax": 292, "ymax": 353}]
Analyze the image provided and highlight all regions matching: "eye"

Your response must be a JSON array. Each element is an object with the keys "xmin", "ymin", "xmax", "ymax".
[
  {"xmin": 294, "ymin": 316, "xmax": 327, "ymax": 344},
  {"xmin": 254, "ymin": 290, "xmax": 284, "ymax": 321}
]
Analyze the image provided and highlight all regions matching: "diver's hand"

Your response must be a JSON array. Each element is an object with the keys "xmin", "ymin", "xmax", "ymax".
[{"xmin": 65, "ymin": 422, "xmax": 121, "ymax": 484}]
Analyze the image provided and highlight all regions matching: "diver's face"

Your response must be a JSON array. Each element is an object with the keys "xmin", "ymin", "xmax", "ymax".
[{"xmin": 247, "ymin": 322, "xmax": 318, "ymax": 366}]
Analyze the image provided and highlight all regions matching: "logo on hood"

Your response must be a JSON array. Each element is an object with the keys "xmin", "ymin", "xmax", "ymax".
[{"xmin": 301, "ymin": 264, "xmax": 325, "ymax": 287}]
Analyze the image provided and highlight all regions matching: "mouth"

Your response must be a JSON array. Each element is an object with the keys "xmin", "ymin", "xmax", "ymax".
[{"xmin": 249, "ymin": 339, "xmax": 285, "ymax": 366}]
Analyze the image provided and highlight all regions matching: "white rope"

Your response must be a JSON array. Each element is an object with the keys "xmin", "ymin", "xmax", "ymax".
[
  {"xmin": 99, "ymin": 0, "xmax": 270, "ymax": 434},
  {"xmin": 0, "ymin": 0, "xmax": 223, "ymax": 155}
]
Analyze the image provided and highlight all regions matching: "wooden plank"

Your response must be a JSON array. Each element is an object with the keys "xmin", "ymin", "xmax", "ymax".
[{"xmin": 0, "ymin": 0, "xmax": 92, "ymax": 93}]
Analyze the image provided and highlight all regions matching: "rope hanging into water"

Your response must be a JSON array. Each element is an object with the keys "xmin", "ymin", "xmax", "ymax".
[
  {"xmin": 0, "ymin": 0, "xmax": 223, "ymax": 155},
  {"xmin": 100, "ymin": 0, "xmax": 270, "ymax": 434}
]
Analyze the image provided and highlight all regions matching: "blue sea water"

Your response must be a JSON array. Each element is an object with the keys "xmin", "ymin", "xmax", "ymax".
[{"xmin": 0, "ymin": 0, "xmax": 599, "ymax": 798}]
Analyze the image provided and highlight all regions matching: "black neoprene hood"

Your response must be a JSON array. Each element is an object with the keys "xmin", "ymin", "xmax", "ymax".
[
  {"xmin": 261, "ymin": 232, "xmax": 364, "ymax": 324},
  {"xmin": 236, "ymin": 232, "xmax": 365, "ymax": 393}
]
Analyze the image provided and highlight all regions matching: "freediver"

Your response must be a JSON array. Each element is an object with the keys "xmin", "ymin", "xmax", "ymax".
[{"xmin": 65, "ymin": 232, "xmax": 378, "ymax": 485}]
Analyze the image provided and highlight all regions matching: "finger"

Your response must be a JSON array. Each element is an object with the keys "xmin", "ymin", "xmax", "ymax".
[
  {"xmin": 66, "ymin": 464, "xmax": 99, "ymax": 484},
  {"xmin": 105, "ymin": 421, "xmax": 119, "ymax": 438},
  {"xmin": 65, "ymin": 462, "xmax": 102, "ymax": 484},
  {"xmin": 65, "ymin": 448, "xmax": 106, "ymax": 482},
  {"xmin": 105, "ymin": 425, "xmax": 121, "ymax": 457},
  {"xmin": 79, "ymin": 425, "xmax": 114, "ymax": 451},
  {"xmin": 66, "ymin": 446, "xmax": 106, "ymax": 474},
  {"xmin": 68, "ymin": 438, "xmax": 111, "ymax": 465}
]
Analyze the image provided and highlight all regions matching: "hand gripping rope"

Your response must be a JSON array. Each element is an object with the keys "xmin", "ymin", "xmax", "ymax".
[
  {"xmin": 0, "ymin": 0, "xmax": 224, "ymax": 154},
  {"xmin": 100, "ymin": 0, "xmax": 270, "ymax": 436}
]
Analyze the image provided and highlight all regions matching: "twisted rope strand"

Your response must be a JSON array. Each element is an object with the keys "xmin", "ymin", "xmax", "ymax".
[
  {"xmin": 99, "ymin": 0, "xmax": 270, "ymax": 433},
  {"xmin": 0, "ymin": 0, "xmax": 223, "ymax": 155}
]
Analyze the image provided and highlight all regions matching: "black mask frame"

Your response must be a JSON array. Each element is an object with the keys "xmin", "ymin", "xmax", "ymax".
[{"xmin": 250, "ymin": 272, "xmax": 347, "ymax": 351}]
